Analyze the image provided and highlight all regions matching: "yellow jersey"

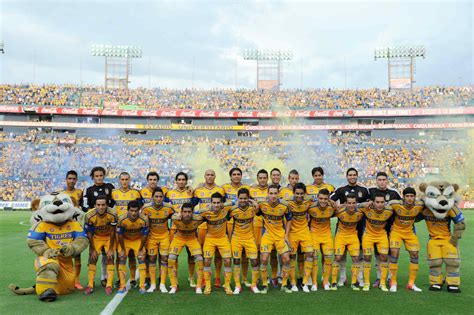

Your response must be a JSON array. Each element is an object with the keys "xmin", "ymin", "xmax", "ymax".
[
  {"xmin": 62, "ymin": 188, "xmax": 83, "ymax": 209},
  {"xmin": 278, "ymin": 187, "xmax": 294, "ymax": 201},
  {"xmin": 334, "ymin": 208, "xmax": 364, "ymax": 236},
  {"xmin": 141, "ymin": 203, "xmax": 175, "ymax": 237},
  {"xmin": 389, "ymin": 200, "xmax": 424, "ymax": 234},
  {"xmin": 287, "ymin": 199, "xmax": 312, "ymax": 233},
  {"xmin": 84, "ymin": 208, "xmax": 118, "ymax": 239},
  {"xmin": 258, "ymin": 201, "xmax": 290, "ymax": 239},
  {"xmin": 250, "ymin": 186, "xmax": 268, "ymax": 227},
  {"xmin": 306, "ymin": 183, "xmax": 335, "ymax": 200},
  {"xmin": 172, "ymin": 215, "xmax": 203, "ymax": 240},
  {"xmin": 140, "ymin": 186, "xmax": 169, "ymax": 204},
  {"xmin": 308, "ymin": 203, "xmax": 336, "ymax": 235},
  {"xmin": 117, "ymin": 214, "xmax": 149, "ymax": 241},
  {"xmin": 165, "ymin": 188, "xmax": 193, "ymax": 212},
  {"xmin": 111, "ymin": 188, "xmax": 141, "ymax": 216},
  {"xmin": 28, "ymin": 221, "xmax": 86, "ymax": 249},
  {"xmin": 222, "ymin": 183, "xmax": 251, "ymax": 203},
  {"xmin": 228, "ymin": 204, "xmax": 256, "ymax": 239},
  {"xmin": 360, "ymin": 207, "xmax": 393, "ymax": 237},
  {"xmin": 200, "ymin": 206, "xmax": 231, "ymax": 238},
  {"xmin": 421, "ymin": 206, "xmax": 464, "ymax": 240},
  {"xmin": 193, "ymin": 185, "xmax": 226, "ymax": 208}
]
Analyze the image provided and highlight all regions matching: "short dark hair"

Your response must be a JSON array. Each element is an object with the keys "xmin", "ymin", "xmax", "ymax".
[
  {"xmin": 270, "ymin": 168, "xmax": 281, "ymax": 175},
  {"xmin": 403, "ymin": 187, "xmax": 416, "ymax": 196},
  {"xmin": 318, "ymin": 188, "xmax": 330, "ymax": 196},
  {"xmin": 128, "ymin": 200, "xmax": 140, "ymax": 210},
  {"xmin": 293, "ymin": 182, "xmax": 306, "ymax": 193},
  {"xmin": 211, "ymin": 192, "xmax": 224, "ymax": 202},
  {"xmin": 237, "ymin": 188, "xmax": 250, "ymax": 197},
  {"xmin": 95, "ymin": 195, "xmax": 107, "ymax": 204},
  {"xmin": 257, "ymin": 169, "xmax": 268, "ymax": 177},
  {"xmin": 175, "ymin": 172, "xmax": 188, "ymax": 181},
  {"xmin": 66, "ymin": 170, "xmax": 78, "ymax": 178},
  {"xmin": 373, "ymin": 191, "xmax": 386, "ymax": 201},
  {"xmin": 311, "ymin": 167, "xmax": 324, "ymax": 176},
  {"xmin": 346, "ymin": 168, "xmax": 358, "ymax": 176},
  {"xmin": 376, "ymin": 171, "xmax": 388, "ymax": 178},
  {"xmin": 119, "ymin": 172, "xmax": 130, "ymax": 178},
  {"xmin": 346, "ymin": 193, "xmax": 357, "ymax": 201},
  {"xmin": 289, "ymin": 169, "xmax": 299, "ymax": 177},
  {"xmin": 90, "ymin": 166, "xmax": 106, "ymax": 178},
  {"xmin": 147, "ymin": 171, "xmax": 160, "ymax": 181},
  {"xmin": 152, "ymin": 187, "xmax": 164, "ymax": 196},
  {"xmin": 268, "ymin": 184, "xmax": 280, "ymax": 192},
  {"xmin": 229, "ymin": 167, "xmax": 242, "ymax": 177},
  {"xmin": 181, "ymin": 203, "xmax": 194, "ymax": 211}
]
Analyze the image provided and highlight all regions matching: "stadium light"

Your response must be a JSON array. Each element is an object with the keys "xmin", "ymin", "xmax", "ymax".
[
  {"xmin": 0, "ymin": 41, "xmax": 4, "ymax": 54},
  {"xmin": 91, "ymin": 44, "xmax": 142, "ymax": 58},
  {"xmin": 243, "ymin": 48, "xmax": 293, "ymax": 61},
  {"xmin": 375, "ymin": 45, "xmax": 425, "ymax": 60}
]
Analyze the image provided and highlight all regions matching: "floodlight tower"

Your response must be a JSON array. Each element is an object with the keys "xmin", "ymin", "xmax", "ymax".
[
  {"xmin": 91, "ymin": 44, "xmax": 142, "ymax": 89},
  {"xmin": 374, "ymin": 45, "xmax": 425, "ymax": 91},
  {"xmin": 243, "ymin": 49, "xmax": 293, "ymax": 91}
]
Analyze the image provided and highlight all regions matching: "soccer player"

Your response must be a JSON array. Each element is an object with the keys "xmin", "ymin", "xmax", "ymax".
[
  {"xmin": 140, "ymin": 171, "xmax": 168, "ymax": 204},
  {"xmin": 279, "ymin": 169, "xmax": 299, "ymax": 200},
  {"xmin": 228, "ymin": 188, "xmax": 260, "ymax": 294},
  {"xmin": 84, "ymin": 166, "xmax": 115, "ymax": 210},
  {"xmin": 141, "ymin": 187, "xmax": 175, "ymax": 293},
  {"xmin": 331, "ymin": 193, "xmax": 364, "ymax": 291},
  {"xmin": 287, "ymin": 183, "xmax": 313, "ymax": 292},
  {"xmin": 270, "ymin": 168, "xmax": 282, "ymax": 189},
  {"xmin": 331, "ymin": 168, "xmax": 369, "ymax": 286},
  {"xmin": 306, "ymin": 167, "xmax": 335, "ymax": 201},
  {"xmin": 308, "ymin": 189, "xmax": 336, "ymax": 291},
  {"xmin": 200, "ymin": 192, "xmax": 233, "ymax": 295},
  {"xmin": 117, "ymin": 201, "xmax": 149, "ymax": 294},
  {"xmin": 192, "ymin": 169, "xmax": 226, "ymax": 288},
  {"xmin": 257, "ymin": 184, "xmax": 292, "ymax": 294},
  {"xmin": 61, "ymin": 170, "xmax": 84, "ymax": 290},
  {"xmin": 368, "ymin": 171, "xmax": 402, "ymax": 287},
  {"xmin": 112, "ymin": 172, "xmax": 142, "ymax": 217},
  {"xmin": 166, "ymin": 172, "xmax": 195, "ymax": 287},
  {"xmin": 168, "ymin": 203, "xmax": 205, "ymax": 294},
  {"xmin": 359, "ymin": 192, "xmax": 394, "ymax": 292},
  {"xmin": 83, "ymin": 195, "xmax": 118, "ymax": 295}
]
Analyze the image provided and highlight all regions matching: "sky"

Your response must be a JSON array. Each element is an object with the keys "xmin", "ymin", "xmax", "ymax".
[{"xmin": 0, "ymin": 0, "xmax": 472, "ymax": 89}]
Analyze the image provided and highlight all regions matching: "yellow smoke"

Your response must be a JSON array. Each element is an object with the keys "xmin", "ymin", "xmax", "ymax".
[{"xmin": 184, "ymin": 142, "xmax": 228, "ymax": 186}]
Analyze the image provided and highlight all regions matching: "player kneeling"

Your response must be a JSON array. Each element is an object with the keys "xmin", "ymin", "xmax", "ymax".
[
  {"xmin": 117, "ymin": 201, "xmax": 149, "ymax": 294},
  {"xmin": 168, "ymin": 203, "xmax": 205, "ymax": 294}
]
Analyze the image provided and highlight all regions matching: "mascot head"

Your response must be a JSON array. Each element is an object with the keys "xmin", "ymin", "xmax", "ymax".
[
  {"xmin": 30, "ymin": 192, "xmax": 83, "ymax": 225},
  {"xmin": 419, "ymin": 181, "xmax": 460, "ymax": 219}
]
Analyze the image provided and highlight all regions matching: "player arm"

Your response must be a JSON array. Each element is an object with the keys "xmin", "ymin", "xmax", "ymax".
[
  {"xmin": 117, "ymin": 225, "xmax": 126, "ymax": 256},
  {"xmin": 284, "ymin": 210, "xmax": 292, "ymax": 241},
  {"xmin": 139, "ymin": 224, "xmax": 149, "ymax": 253},
  {"xmin": 85, "ymin": 188, "xmax": 94, "ymax": 210}
]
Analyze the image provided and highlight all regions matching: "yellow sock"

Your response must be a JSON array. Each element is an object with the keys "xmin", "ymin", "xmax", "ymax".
[
  {"xmin": 35, "ymin": 277, "xmax": 57, "ymax": 295},
  {"xmin": 118, "ymin": 264, "xmax": 127, "ymax": 289},
  {"xmin": 87, "ymin": 264, "xmax": 96, "ymax": 288},
  {"xmin": 149, "ymin": 263, "xmax": 157, "ymax": 286},
  {"xmin": 138, "ymin": 263, "xmax": 147, "ymax": 289},
  {"xmin": 380, "ymin": 262, "xmax": 389, "ymax": 285},
  {"xmin": 251, "ymin": 266, "xmax": 259, "ymax": 287},
  {"xmin": 129, "ymin": 258, "xmax": 136, "ymax": 281},
  {"xmin": 311, "ymin": 258, "xmax": 319, "ymax": 285},
  {"xmin": 224, "ymin": 267, "xmax": 232, "ymax": 288},
  {"xmin": 351, "ymin": 263, "xmax": 360, "ymax": 285},
  {"xmin": 106, "ymin": 264, "xmax": 115, "ymax": 287},
  {"xmin": 303, "ymin": 259, "xmax": 312, "ymax": 285},
  {"xmin": 290, "ymin": 259, "xmax": 297, "ymax": 285},
  {"xmin": 195, "ymin": 260, "xmax": 204, "ymax": 288},
  {"xmin": 331, "ymin": 262, "xmax": 339, "ymax": 284},
  {"xmin": 233, "ymin": 265, "xmax": 241, "ymax": 288},
  {"xmin": 281, "ymin": 265, "xmax": 290, "ymax": 286},
  {"xmin": 260, "ymin": 264, "xmax": 269, "ymax": 287},
  {"xmin": 160, "ymin": 262, "xmax": 168, "ymax": 285},
  {"xmin": 168, "ymin": 259, "xmax": 177, "ymax": 287},
  {"xmin": 408, "ymin": 262, "xmax": 419, "ymax": 286},
  {"xmin": 204, "ymin": 266, "xmax": 212, "ymax": 290},
  {"xmin": 389, "ymin": 262, "xmax": 399, "ymax": 286},
  {"xmin": 363, "ymin": 261, "xmax": 371, "ymax": 286},
  {"xmin": 323, "ymin": 257, "xmax": 332, "ymax": 285}
]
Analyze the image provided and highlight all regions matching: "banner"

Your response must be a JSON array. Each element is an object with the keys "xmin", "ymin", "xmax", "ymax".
[
  {"xmin": 257, "ymin": 80, "xmax": 279, "ymax": 91},
  {"xmin": 459, "ymin": 200, "xmax": 474, "ymax": 209},
  {"xmin": 390, "ymin": 78, "xmax": 411, "ymax": 89},
  {"xmin": 1, "ymin": 105, "xmax": 472, "ymax": 118},
  {"xmin": 0, "ymin": 201, "xmax": 31, "ymax": 210}
]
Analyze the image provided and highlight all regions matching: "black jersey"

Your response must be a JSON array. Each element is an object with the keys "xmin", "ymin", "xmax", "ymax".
[
  {"xmin": 84, "ymin": 183, "xmax": 115, "ymax": 210},
  {"xmin": 331, "ymin": 184, "xmax": 369, "ymax": 204},
  {"xmin": 368, "ymin": 187, "xmax": 401, "ymax": 202}
]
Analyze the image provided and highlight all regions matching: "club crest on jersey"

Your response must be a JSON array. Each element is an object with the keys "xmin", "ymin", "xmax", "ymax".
[
  {"xmin": 358, "ymin": 192, "xmax": 362, "ymax": 198},
  {"xmin": 201, "ymin": 192, "xmax": 205, "ymax": 197},
  {"xmin": 105, "ymin": 188, "xmax": 109, "ymax": 194},
  {"xmin": 94, "ymin": 191, "xmax": 98, "ymax": 197},
  {"xmin": 385, "ymin": 194, "xmax": 390, "ymax": 201}
]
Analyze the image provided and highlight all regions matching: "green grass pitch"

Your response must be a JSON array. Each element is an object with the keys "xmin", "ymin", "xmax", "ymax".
[{"xmin": 0, "ymin": 211, "xmax": 472, "ymax": 314}]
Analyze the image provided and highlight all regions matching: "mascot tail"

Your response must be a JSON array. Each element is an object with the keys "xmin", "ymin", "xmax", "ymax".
[{"xmin": 9, "ymin": 284, "xmax": 36, "ymax": 295}]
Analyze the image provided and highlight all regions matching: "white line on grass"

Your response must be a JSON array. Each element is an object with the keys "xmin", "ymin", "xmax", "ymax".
[
  {"xmin": 19, "ymin": 220, "xmax": 29, "ymax": 226},
  {"xmin": 100, "ymin": 270, "xmax": 138, "ymax": 315}
]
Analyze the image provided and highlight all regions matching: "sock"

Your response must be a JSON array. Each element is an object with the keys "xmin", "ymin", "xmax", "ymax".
[
  {"xmin": 106, "ymin": 264, "xmax": 115, "ymax": 287},
  {"xmin": 380, "ymin": 262, "xmax": 389, "ymax": 286},
  {"xmin": 323, "ymin": 256, "xmax": 333, "ymax": 285},
  {"xmin": 74, "ymin": 257, "xmax": 81, "ymax": 282},
  {"xmin": 251, "ymin": 266, "xmax": 259, "ymax": 287},
  {"xmin": 204, "ymin": 266, "xmax": 212, "ymax": 289},
  {"xmin": 215, "ymin": 258, "xmax": 222, "ymax": 281},
  {"xmin": 168, "ymin": 259, "xmax": 177, "ymax": 287},
  {"xmin": 375, "ymin": 259, "xmax": 381, "ymax": 279},
  {"xmin": 138, "ymin": 262, "xmax": 147, "ymax": 289},
  {"xmin": 118, "ymin": 264, "xmax": 127, "ymax": 289},
  {"xmin": 242, "ymin": 258, "xmax": 249, "ymax": 283},
  {"xmin": 129, "ymin": 258, "xmax": 137, "ymax": 281},
  {"xmin": 149, "ymin": 263, "xmax": 157, "ymax": 286},
  {"xmin": 331, "ymin": 262, "xmax": 339, "ymax": 284},
  {"xmin": 290, "ymin": 259, "xmax": 297, "ymax": 285},
  {"xmin": 160, "ymin": 262, "xmax": 168, "ymax": 285},
  {"xmin": 260, "ymin": 264, "xmax": 268, "ymax": 286},
  {"xmin": 311, "ymin": 258, "xmax": 319, "ymax": 285},
  {"xmin": 303, "ymin": 257, "xmax": 313, "ymax": 285},
  {"xmin": 351, "ymin": 263, "xmax": 360, "ymax": 285},
  {"xmin": 389, "ymin": 256, "xmax": 399, "ymax": 286},
  {"xmin": 35, "ymin": 276, "xmax": 57, "ymax": 295},
  {"xmin": 224, "ymin": 266, "xmax": 232, "ymax": 289},
  {"xmin": 101, "ymin": 255, "xmax": 107, "ymax": 281},
  {"xmin": 195, "ymin": 260, "xmax": 204, "ymax": 288},
  {"xmin": 339, "ymin": 260, "xmax": 347, "ymax": 281},
  {"xmin": 363, "ymin": 261, "xmax": 371, "ymax": 286},
  {"xmin": 87, "ymin": 264, "xmax": 96, "ymax": 288},
  {"xmin": 233, "ymin": 264, "xmax": 241, "ymax": 288},
  {"xmin": 271, "ymin": 253, "xmax": 278, "ymax": 279},
  {"xmin": 281, "ymin": 264, "xmax": 290, "ymax": 286},
  {"xmin": 408, "ymin": 259, "xmax": 419, "ymax": 286}
]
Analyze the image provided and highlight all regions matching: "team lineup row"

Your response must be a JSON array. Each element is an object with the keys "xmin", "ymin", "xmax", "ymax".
[{"xmin": 38, "ymin": 166, "xmax": 464, "ymax": 296}]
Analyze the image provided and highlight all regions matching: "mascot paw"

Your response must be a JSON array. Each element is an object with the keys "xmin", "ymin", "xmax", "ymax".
[
  {"xmin": 449, "ymin": 236, "xmax": 459, "ymax": 247},
  {"xmin": 43, "ymin": 248, "xmax": 60, "ymax": 259},
  {"xmin": 429, "ymin": 284, "xmax": 443, "ymax": 291},
  {"xmin": 9, "ymin": 284, "xmax": 36, "ymax": 295},
  {"xmin": 39, "ymin": 288, "xmax": 57, "ymax": 302},
  {"xmin": 447, "ymin": 285, "xmax": 461, "ymax": 293},
  {"xmin": 60, "ymin": 244, "xmax": 74, "ymax": 257}
]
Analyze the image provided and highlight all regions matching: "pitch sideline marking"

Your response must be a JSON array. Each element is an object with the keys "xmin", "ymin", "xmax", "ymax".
[
  {"xmin": 100, "ymin": 270, "xmax": 138, "ymax": 315},
  {"xmin": 19, "ymin": 220, "xmax": 29, "ymax": 226}
]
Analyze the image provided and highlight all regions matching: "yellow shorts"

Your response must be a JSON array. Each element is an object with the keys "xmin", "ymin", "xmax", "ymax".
[
  {"xmin": 253, "ymin": 225, "xmax": 263, "ymax": 247},
  {"xmin": 311, "ymin": 232, "xmax": 334, "ymax": 256},
  {"xmin": 93, "ymin": 236, "xmax": 115, "ymax": 252},
  {"xmin": 334, "ymin": 233, "xmax": 360, "ymax": 257},
  {"xmin": 227, "ymin": 219, "xmax": 234, "ymax": 239},
  {"xmin": 362, "ymin": 233, "xmax": 389, "ymax": 256},
  {"xmin": 34, "ymin": 256, "xmax": 75, "ymax": 295},
  {"xmin": 203, "ymin": 237, "xmax": 232, "ymax": 259},
  {"xmin": 123, "ymin": 239, "xmax": 141, "ymax": 256},
  {"xmin": 197, "ymin": 225, "xmax": 207, "ymax": 246},
  {"xmin": 288, "ymin": 230, "xmax": 313, "ymax": 255},
  {"xmin": 390, "ymin": 231, "xmax": 420, "ymax": 251},
  {"xmin": 147, "ymin": 235, "xmax": 170, "ymax": 256},
  {"xmin": 231, "ymin": 237, "xmax": 258, "ymax": 259},
  {"xmin": 260, "ymin": 233, "xmax": 290, "ymax": 255},
  {"xmin": 170, "ymin": 236, "xmax": 202, "ymax": 257},
  {"xmin": 427, "ymin": 238, "xmax": 459, "ymax": 260}
]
